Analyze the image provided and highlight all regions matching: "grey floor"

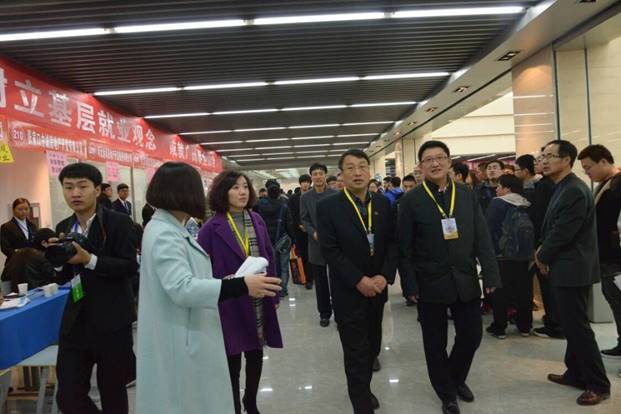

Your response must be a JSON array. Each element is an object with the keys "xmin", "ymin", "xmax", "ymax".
[{"xmin": 7, "ymin": 282, "xmax": 621, "ymax": 413}]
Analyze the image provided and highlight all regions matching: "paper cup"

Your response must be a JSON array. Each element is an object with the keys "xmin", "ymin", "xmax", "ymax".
[
  {"xmin": 43, "ymin": 284, "xmax": 53, "ymax": 297},
  {"xmin": 18, "ymin": 283, "xmax": 28, "ymax": 296}
]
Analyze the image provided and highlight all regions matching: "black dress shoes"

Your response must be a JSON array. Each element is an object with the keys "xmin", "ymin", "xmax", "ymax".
[
  {"xmin": 319, "ymin": 318, "xmax": 330, "ymax": 327},
  {"xmin": 456, "ymin": 383, "xmax": 474, "ymax": 402},
  {"xmin": 547, "ymin": 373, "xmax": 586, "ymax": 390},
  {"xmin": 372, "ymin": 357, "xmax": 381, "ymax": 372},
  {"xmin": 576, "ymin": 390, "xmax": 610, "ymax": 406},
  {"xmin": 442, "ymin": 400, "xmax": 460, "ymax": 414},
  {"xmin": 370, "ymin": 393, "xmax": 380, "ymax": 410}
]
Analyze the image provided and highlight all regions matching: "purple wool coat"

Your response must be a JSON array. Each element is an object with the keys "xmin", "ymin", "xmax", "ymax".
[{"xmin": 197, "ymin": 211, "xmax": 283, "ymax": 356}]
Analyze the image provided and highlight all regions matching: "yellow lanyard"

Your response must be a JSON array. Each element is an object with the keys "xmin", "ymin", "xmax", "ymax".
[
  {"xmin": 226, "ymin": 211, "xmax": 250, "ymax": 257},
  {"xmin": 343, "ymin": 188, "xmax": 373, "ymax": 234},
  {"xmin": 422, "ymin": 179, "xmax": 456, "ymax": 218}
]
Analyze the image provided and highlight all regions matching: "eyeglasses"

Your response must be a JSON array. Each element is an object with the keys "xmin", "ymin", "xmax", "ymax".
[
  {"xmin": 421, "ymin": 155, "xmax": 449, "ymax": 165},
  {"xmin": 541, "ymin": 153, "xmax": 563, "ymax": 160}
]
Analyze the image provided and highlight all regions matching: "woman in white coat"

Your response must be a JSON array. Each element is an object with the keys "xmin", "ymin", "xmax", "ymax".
[{"xmin": 136, "ymin": 162, "xmax": 281, "ymax": 414}]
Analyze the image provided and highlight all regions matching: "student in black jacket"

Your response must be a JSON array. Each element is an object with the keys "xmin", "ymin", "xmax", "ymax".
[
  {"xmin": 51, "ymin": 163, "xmax": 138, "ymax": 414},
  {"xmin": 536, "ymin": 140, "xmax": 610, "ymax": 406},
  {"xmin": 289, "ymin": 174, "xmax": 312, "ymax": 289},
  {"xmin": 97, "ymin": 183, "xmax": 113, "ymax": 209},
  {"xmin": 578, "ymin": 144, "xmax": 621, "ymax": 364},
  {"xmin": 399, "ymin": 140, "xmax": 500, "ymax": 414},
  {"xmin": 515, "ymin": 153, "xmax": 563, "ymax": 339},
  {"xmin": 254, "ymin": 179, "xmax": 294, "ymax": 297},
  {"xmin": 317, "ymin": 149, "xmax": 397, "ymax": 414}
]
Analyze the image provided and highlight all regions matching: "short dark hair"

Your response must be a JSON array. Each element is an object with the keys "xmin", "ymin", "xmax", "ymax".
[
  {"xmin": 418, "ymin": 140, "xmax": 450, "ymax": 162},
  {"xmin": 338, "ymin": 149, "xmax": 370, "ymax": 170},
  {"xmin": 34, "ymin": 228, "xmax": 56, "ymax": 251},
  {"xmin": 326, "ymin": 175, "xmax": 337, "ymax": 183},
  {"xmin": 486, "ymin": 159, "xmax": 505, "ymax": 169},
  {"xmin": 403, "ymin": 174, "xmax": 416, "ymax": 183},
  {"xmin": 451, "ymin": 163, "xmax": 469, "ymax": 180},
  {"xmin": 58, "ymin": 162, "xmax": 102, "ymax": 187},
  {"xmin": 578, "ymin": 144, "xmax": 614, "ymax": 164},
  {"xmin": 117, "ymin": 183, "xmax": 129, "ymax": 191},
  {"xmin": 390, "ymin": 176, "xmax": 401, "ymax": 187},
  {"xmin": 208, "ymin": 170, "xmax": 257, "ymax": 214},
  {"xmin": 515, "ymin": 154, "xmax": 536, "ymax": 175},
  {"xmin": 299, "ymin": 174, "xmax": 312, "ymax": 184},
  {"xmin": 12, "ymin": 198, "xmax": 30, "ymax": 210},
  {"xmin": 259, "ymin": 188, "xmax": 267, "ymax": 193},
  {"xmin": 309, "ymin": 163, "xmax": 328, "ymax": 175},
  {"xmin": 546, "ymin": 140, "xmax": 578, "ymax": 167},
  {"xmin": 146, "ymin": 162, "xmax": 206, "ymax": 218},
  {"xmin": 100, "ymin": 183, "xmax": 111, "ymax": 191},
  {"xmin": 498, "ymin": 174, "xmax": 524, "ymax": 195}
]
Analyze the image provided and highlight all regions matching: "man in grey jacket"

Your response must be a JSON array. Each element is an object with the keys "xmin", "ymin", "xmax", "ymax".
[{"xmin": 301, "ymin": 162, "xmax": 337, "ymax": 327}]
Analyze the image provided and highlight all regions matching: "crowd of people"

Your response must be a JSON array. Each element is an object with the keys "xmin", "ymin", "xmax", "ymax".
[{"xmin": 0, "ymin": 138, "xmax": 619, "ymax": 414}]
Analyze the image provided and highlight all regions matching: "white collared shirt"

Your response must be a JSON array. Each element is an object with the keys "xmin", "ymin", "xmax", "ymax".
[
  {"xmin": 15, "ymin": 217, "xmax": 29, "ymax": 240},
  {"xmin": 70, "ymin": 214, "xmax": 98, "ymax": 270}
]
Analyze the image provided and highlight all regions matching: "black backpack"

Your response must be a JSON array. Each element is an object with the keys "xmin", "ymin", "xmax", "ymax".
[{"xmin": 499, "ymin": 205, "xmax": 535, "ymax": 261}]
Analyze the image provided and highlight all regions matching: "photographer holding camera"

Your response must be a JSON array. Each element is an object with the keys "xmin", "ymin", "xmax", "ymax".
[{"xmin": 49, "ymin": 162, "xmax": 138, "ymax": 414}]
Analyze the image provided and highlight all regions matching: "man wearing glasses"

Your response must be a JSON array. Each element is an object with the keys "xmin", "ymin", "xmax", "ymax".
[
  {"xmin": 399, "ymin": 140, "xmax": 500, "ymax": 414},
  {"xmin": 536, "ymin": 140, "xmax": 610, "ymax": 406}
]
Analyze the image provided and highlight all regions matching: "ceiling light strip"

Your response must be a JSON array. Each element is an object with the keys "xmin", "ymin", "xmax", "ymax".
[{"xmin": 0, "ymin": 7, "xmax": 525, "ymax": 42}]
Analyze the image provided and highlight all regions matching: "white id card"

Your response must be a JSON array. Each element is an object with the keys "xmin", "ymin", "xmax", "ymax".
[
  {"xmin": 441, "ymin": 218, "xmax": 459, "ymax": 240},
  {"xmin": 367, "ymin": 233, "xmax": 375, "ymax": 256}
]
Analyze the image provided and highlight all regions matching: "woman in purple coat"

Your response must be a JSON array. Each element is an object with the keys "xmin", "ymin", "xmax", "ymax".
[{"xmin": 198, "ymin": 170, "xmax": 283, "ymax": 414}]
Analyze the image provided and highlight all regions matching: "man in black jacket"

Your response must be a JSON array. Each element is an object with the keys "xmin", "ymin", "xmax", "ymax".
[
  {"xmin": 317, "ymin": 149, "xmax": 397, "ymax": 414},
  {"xmin": 515, "ymin": 153, "xmax": 563, "ymax": 339},
  {"xmin": 399, "ymin": 140, "xmax": 500, "ymax": 414},
  {"xmin": 289, "ymin": 174, "xmax": 312, "ymax": 289},
  {"xmin": 579, "ymin": 144, "xmax": 621, "ymax": 364},
  {"xmin": 536, "ymin": 140, "xmax": 610, "ymax": 406},
  {"xmin": 254, "ymin": 179, "xmax": 295, "ymax": 297},
  {"xmin": 53, "ymin": 163, "xmax": 138, "ymax": 414}
]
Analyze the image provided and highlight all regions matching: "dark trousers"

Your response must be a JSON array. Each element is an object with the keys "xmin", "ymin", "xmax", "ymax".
[
  {"xmin": 227, "ymin": 349, "xmax": 263, "ymax": 414},
  {"xmin": 491, "ymin": 260, "xmax": 533, "ymax": 332},
  {"xmin": 311, "ymin": 263, "xmax": 332, "ymax": 319},
  {"xmin": 601, "ymin": 263, "xmax": 621, "ymax": 344},
  {"xmin": 56, "ymin": 321, "xmax": 134, "ymax": 414},
  {"xmin": 418, "ymin": 299, "xmax": 482, "ymax": 403},
  {"xmin": 535, "ymin": 266, "xmax": 563, "ymax": 333},
  {"xmin": 553, "ymin": 285, "xmax": 610, "ymax": 394},
  {"xmin": 336, "ymin": 299, "xmax": 384, "ymax": 414}
]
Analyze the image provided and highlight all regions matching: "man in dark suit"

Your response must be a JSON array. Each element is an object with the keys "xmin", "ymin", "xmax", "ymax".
[
  {"xmin": 536, "ymin": 140, "xmax": 610, "ymax": 406},
  {"xmin": 399, "ymin": 140, "xmax": 500, "ymax": 414},
  {"xmin": 52, "ymin": 163, "xmax": 138, "ymax": 414},
  {"xmin": 317, "ymin": 149, "xmax": 397, "ymax": 414},
  {"xmin": 112, "ymin": 183, "xmax": 132, "ymax": 216}
]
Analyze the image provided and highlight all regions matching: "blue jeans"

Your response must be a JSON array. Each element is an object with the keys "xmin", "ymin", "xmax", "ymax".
[{"xmin": 273, "ymin": 248, "xmax": 290, "ymax": 295}]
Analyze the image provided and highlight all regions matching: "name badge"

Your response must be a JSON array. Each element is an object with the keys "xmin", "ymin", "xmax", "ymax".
[
  {"xmin": 441, "ymin": 218, "xmax": 459, "ymax": 240},
  {"xmin": 367, "ymin": 233, "xmax": 375, "ymax": 256},
  {"xmin": 70, "ymin": 274, "xmax": 85, "ymax": 303}
]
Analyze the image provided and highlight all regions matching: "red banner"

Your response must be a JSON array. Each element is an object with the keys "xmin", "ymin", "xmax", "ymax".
[{"xmin": 0, "ymin": 58, "xmax": 221, "ymax": 172}]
